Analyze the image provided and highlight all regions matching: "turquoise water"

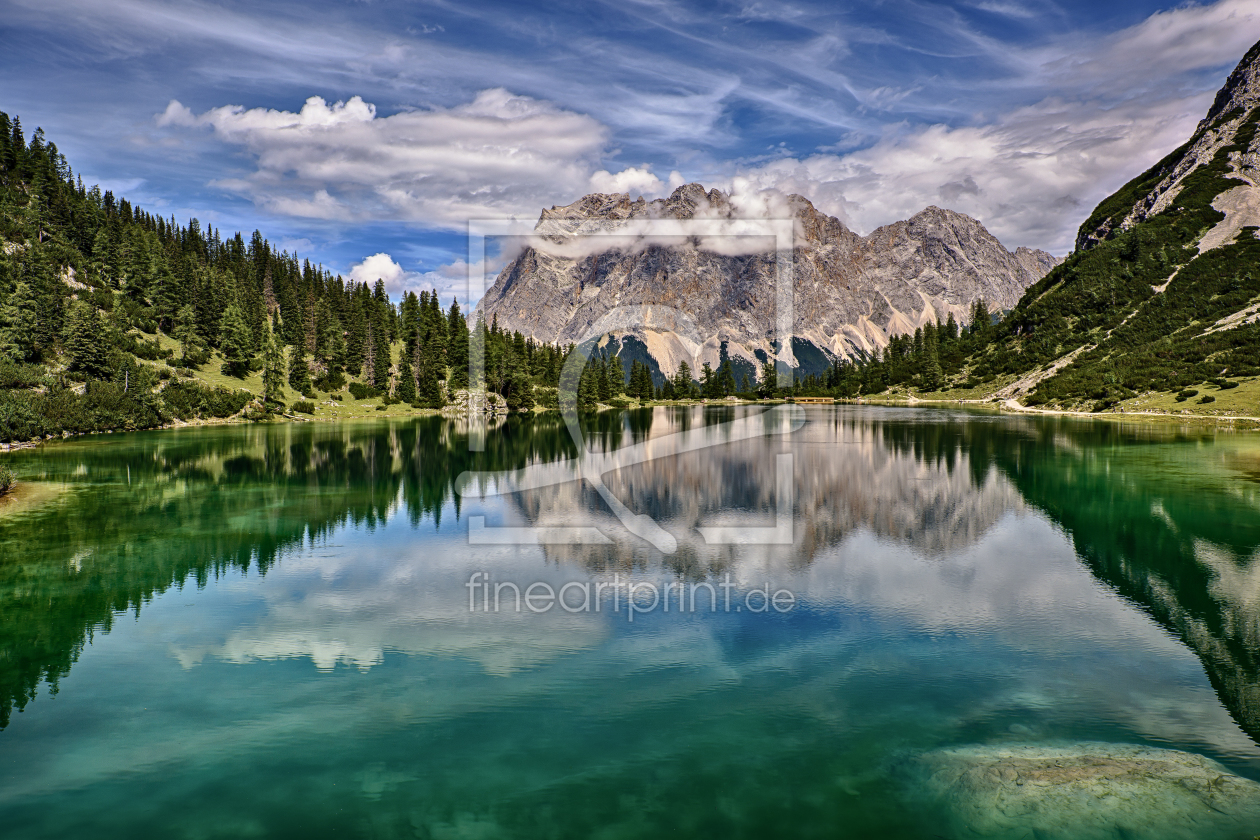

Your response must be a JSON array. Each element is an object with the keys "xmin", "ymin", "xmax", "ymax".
[{"xmin": 2, "ymin": 406, "xmax": 1260, "ymax": 838}]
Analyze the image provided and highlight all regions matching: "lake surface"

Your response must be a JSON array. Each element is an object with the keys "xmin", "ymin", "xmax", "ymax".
[{"xmin": 2, "ymin": 406, "xmax": 1260, "ymax": 839}]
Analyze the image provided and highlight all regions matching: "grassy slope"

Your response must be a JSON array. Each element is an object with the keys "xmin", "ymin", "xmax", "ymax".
[{"xmin": 151, "ymin": 335, "xmax": 440, "ymax": 422}]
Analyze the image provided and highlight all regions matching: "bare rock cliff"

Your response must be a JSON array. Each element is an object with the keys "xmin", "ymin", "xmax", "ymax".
[{"xmin": 478, "ymin": 183, "xmax": 1059, "ymax": 377}]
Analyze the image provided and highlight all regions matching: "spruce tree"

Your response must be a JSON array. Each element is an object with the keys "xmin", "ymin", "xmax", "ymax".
[
  {"xmin": 219, "ymin": 302, "xmax": 254, "ymax": 378},
  {"xmin": 287, "ymin": 343, "xmax": 312, "ymax": 395},
  {"xmin": 971, "ymin": 299, "xmax": 990, "ymax": 336},
  {"xmin": 372, "ymin": 311, "xmax": 391, "ymax": 390},
  {"xmin": 675, "ymin": 360, "xmax": 694, "ymax": 398},
  {"xmin": 718, "ymin": 359, "xmax": 736, "ymax": 396},
  {"xmin": 416, "ymin": 339, "xmax": 444, "ymax": 408},
  {"xmin": 577, "ymin": 358, "xmax": 598, "ymax": 411},
  {"xmin": 396, "ymin": 352, "xmax": 417, "ymax": 404},
  {"xmin": 921, "ymin": 325, "xmax": 944, "ymax": 392},
  {"xmin": 62, "ymin": 299, "xmax": 109, "ymax": 378},
  {"xmin": 0, "ymin": 279, "xmax": 40, "ymax": 362},
  {"xmin": 447, "ymin": 301, "xmax": 469, "ymax": 389},
  {"xmin": 758, "ymin": 359, "xmax": 777, "ymax": 398},
  {"xmin": 262, "ymin": 321, "xmax": 285, "ymax": 409},
  {"xmin": 173, "ymin": 303, "xmax": 205, "ymax": 365},
  {"xmin": 596, "ymin": 353, "xmax": 611, "ymax": 401}
]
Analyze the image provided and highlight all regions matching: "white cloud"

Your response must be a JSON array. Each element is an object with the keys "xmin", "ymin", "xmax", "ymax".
[
  {"xmin": 347, "ymin": 252, "xmax": 419, "ymax": 297},
  {"xmin": 730, "ymin": 93, "xmax": 1206, "ymax": 253},
  {"xmin": 346, "ymin": 252, "xmax": 501, "ymax": 305},
  {"xmin": 727, "ymin": 0, "xmax": 1260, "ymax": 253},
  {"xmin": 158, "ymin": 90, "xmax": 666, "ymax": 228},
  {"xmin": 588, "ymin": 166, "xmax": 665, "ymax": 197}
]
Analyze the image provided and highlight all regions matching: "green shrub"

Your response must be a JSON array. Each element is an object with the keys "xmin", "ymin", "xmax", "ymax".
[
  {"xmin": 375, "ymin": 404, "xmax": 387, "ymax": 411},
  {"xmin": 313, "ymin": 370, "xmax": 345, "ymax": 392},
  {"xmin": 347, "ymin": 381, "xmax": 381, "ymax": 400},
  {"xmin": 1199, "ymin": 395, "xmax": 1216, "ymax": 404},
  {"xmin": 292, "ymin": 400, "xmax": 315, "ymax": 415},
  {"xmin": 161, "ymin": 381, "xmax": 252, "ymax": 419},
  {"xmin": 1219, "ymin": 380, "xmax": 1240, "ymax": 390},
  {"xmin": 0, "ymin": 464, "xmax": 15, "ymax": 496},
  {"xmin": 1175, "ymin": 389, "xmax": 1199, "ymax": 402},
  {"xmin": 0, "ymin": 359, "xmax": 44, "ymax": 389},
  {"xmin": 330, "ymin": 393, "xmax": 342, "ymax": 401},
  {"xmin": 0, "ymin": 391, "xmax": 51, "ymax": 442}
]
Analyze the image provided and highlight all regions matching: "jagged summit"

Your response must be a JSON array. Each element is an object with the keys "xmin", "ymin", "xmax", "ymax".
[
  {"xmin": 1076, "ymin": 38, "xmax": 1260, "ymax": 252},
  {"xmin": 983, "ymin": 38, "xmax": 1260, "ymax": 409},
  {"xmin": 1202, "ymin": 39, "xmax": 1260, "ymax": 127},
  {"xmin": 478, "ymin": 183, "xmax": 1059, "ymax": 381}
]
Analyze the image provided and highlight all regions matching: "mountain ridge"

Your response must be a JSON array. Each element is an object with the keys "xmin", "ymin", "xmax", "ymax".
[{"xmin": 478, "ymin": 183, "xmax": 1059, "ymax": 380}]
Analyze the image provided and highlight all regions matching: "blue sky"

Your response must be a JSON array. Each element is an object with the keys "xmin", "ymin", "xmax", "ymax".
[{"xmin": 2, "ymin": 0, "xmax": 1257, "ymax": 303}]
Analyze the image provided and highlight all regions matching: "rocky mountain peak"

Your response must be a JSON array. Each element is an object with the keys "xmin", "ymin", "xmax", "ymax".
[
  {"xmin": 1201, "ymin": 39, "xmax": 1260, "ymax": 128},
  {"xmin": 1076, "ymin": 38, "xmax": 1260, "ymax": 251},
  {"xmin": 478, "ymin": 183, "xmax": 1059, "ymax": 382}
]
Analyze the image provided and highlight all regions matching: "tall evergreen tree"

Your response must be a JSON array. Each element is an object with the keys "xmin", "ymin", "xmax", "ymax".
[
  {"xmin": 395, "ymin": 352, "xmax": 417, "ymax": 404},
  {"xmin": 371, "ymin": 311, "xmax": 392, "ymax": 389},
  {"xmin": 287, "ymin": 343, "xmax": 312, "ymax": 395},
  {"xmin": 757, "ymin": 359, "xmax": 778, "ymax": 398},
  {"xmin": 0, "ymin": 280, "xmax": 40, "ymax": 362},
  {"xmin": 219, "ymin": 302, "xmax": 254, "ymax": 378},
  {"xmin": 446, "ymin": 301, "xmax": 469, "ymax": 389},
  {"xmin": 62, "ymin": 299, "xmax": 109, "ymax": 378},
  {"xmin": 262, "ymin": 321, "xmax": 285, "ymax": 409}
]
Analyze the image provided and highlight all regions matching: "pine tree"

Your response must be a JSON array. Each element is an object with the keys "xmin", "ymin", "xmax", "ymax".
[
  {"xmin": 447, "ymin": 301, "xmax": 469, "ymax": 389},
  {"xmin": 262, "ymin": 320, "xmax": 285, "ymax": 409},
  {"xmin": 577, "ymin": 358, "xmax": 598, "ymax": 411},
  {"xmin": 372, "ymin": 311, "xmax": 391, "ymax": 389},
  {"xmin": 219, "ymin": 302, "xmax": 254, "ymax": 378},
  {"xmin": 62, "ymin": 299, "xmax": 109, "ymax": 378},
  {"xmin": 758, "ymin": 359, "xmax": 777, "ymax": 398},
  {"xmin": 0, "ymin": 279, "xmax": 40, "ymax": 362},
  {"xmin": 675, "ymin": 360, "xmax": 694, "ymax": 399},
  {"xmin": 173, "ymin": 303, "xmax": 205, "ymax": 365},
  {"xmin": 921, "ymin": 325, "xmax": 944, "ymax": 392},
  {"xmin": 287, "ymin": 343, "xmax": 312, "ymax": 395},
  {"xmin": 315, "ymin": 299, "xmax": 344, "ymax": 371},
  {"xmin": 395, "ymin": 352, "xmax": 417, "ymax": 404},
  {"xmin": 416, "ymin": 339, "xmax": 444, "ymax": 408},
  {"xmin": 971, "ymin": 299, "xmax": 990, "ymax": 336},
  {"xmin": 718, "ymin": 359, "xmax": 736, "ymax": 396},
  {"xmin": 596, "ymin": 353, "xmax": 611, "ymax": 401}
]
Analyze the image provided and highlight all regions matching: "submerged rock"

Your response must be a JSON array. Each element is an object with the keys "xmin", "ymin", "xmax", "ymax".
[{"xmin": 917, "ymin": 742, "xmax": 1260, "ymax": 839}]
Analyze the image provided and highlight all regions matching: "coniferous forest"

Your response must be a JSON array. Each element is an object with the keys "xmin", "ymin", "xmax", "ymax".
[
  {"xmin": 0, "ymin": 112, "xmax": 582, "ymax": 442},
  {"xmin": 4, "ymin": 103, "xmax": 1259, "ymax": 445}
]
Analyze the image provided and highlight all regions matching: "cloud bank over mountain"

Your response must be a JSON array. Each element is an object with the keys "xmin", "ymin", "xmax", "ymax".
[{"xmin": 4, "ymin": 0, "xmax": 1257, "ymax": 300}]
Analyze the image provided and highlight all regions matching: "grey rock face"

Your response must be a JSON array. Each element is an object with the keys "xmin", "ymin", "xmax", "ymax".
[
  {"xmin": 1076, "ymin": 39, "xmax": 1260, "ymax": 251},
  {"xmin": 478, "ymin": 185, "xmax": 1059, "ymax": 376}
]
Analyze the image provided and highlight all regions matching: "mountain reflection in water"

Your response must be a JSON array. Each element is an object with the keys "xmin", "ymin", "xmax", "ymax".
[{"xmin": 2, "ymin": 405, "xmax": 1260, "ymax": 756}]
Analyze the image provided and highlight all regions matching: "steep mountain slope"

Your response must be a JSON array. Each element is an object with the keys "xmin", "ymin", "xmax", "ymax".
[
  {"xmin": 478, "ymin": 183, "xmax": 1058, "ymax": 382},
  {"xmin": 975, "ymin": 39, "xmax": 1260, "ymax": 409}
]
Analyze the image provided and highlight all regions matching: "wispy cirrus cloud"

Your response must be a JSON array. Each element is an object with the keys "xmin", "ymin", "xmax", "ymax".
[
  {"xmin": 157, "ymin": 90, "xmax": 667, "ymax": 227},
  {"xmin": 724, "ymin": 0, "xmax": 1260, "ymax": 252}
]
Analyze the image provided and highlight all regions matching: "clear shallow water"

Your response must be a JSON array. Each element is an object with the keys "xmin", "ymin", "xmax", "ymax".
[{"xmin": 1, "ymin": 407, "xmax": 1259, "ymax": 838}]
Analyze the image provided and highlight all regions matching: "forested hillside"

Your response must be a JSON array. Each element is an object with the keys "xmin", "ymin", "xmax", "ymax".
[
  {"xmin": 0, "ymin": 111, "xmax": 575, "ymax": 442},
  {"xmin": 807, "ymin": 41, "xmax": 1260, "ymax": 414}
]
